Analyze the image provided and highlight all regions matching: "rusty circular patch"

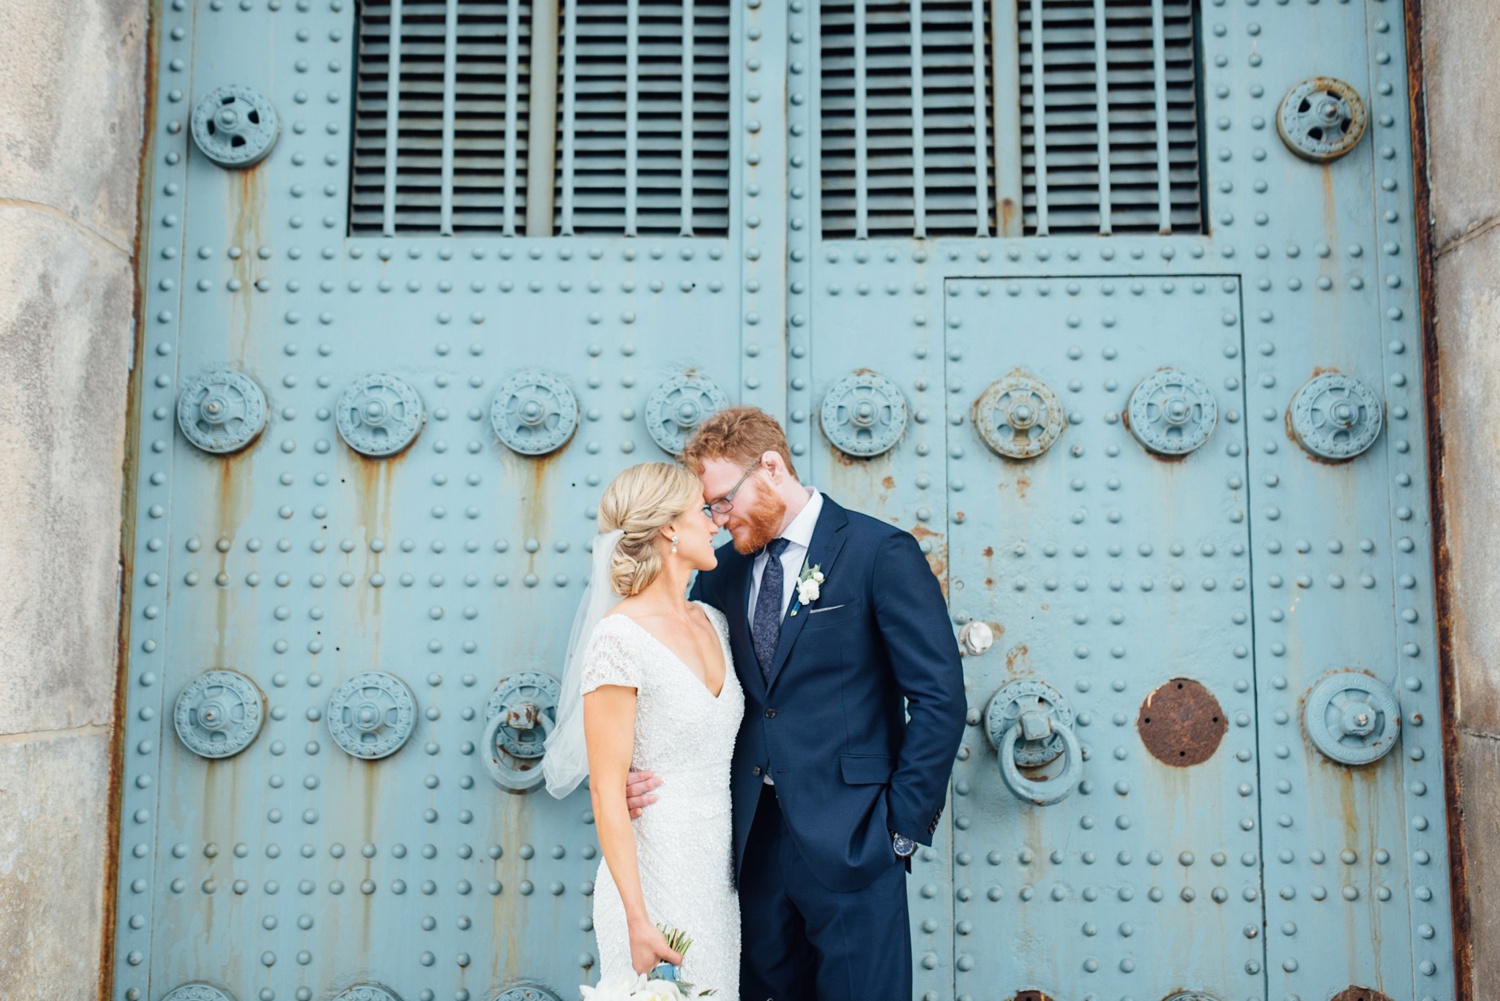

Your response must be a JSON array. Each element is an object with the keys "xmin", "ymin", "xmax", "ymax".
[
  {"xmin": 1137, "ymin": 678, "xmax": 1227, "ymax": 767},
  {"xmin": 1331, "ymin": 988, "xmax": 1394, "ymax": 1001}
]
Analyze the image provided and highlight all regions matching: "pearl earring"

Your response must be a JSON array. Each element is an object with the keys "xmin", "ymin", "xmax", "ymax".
[{"xmin": 671, "ymin": 534, "xmax": 679, "ymax": 554}]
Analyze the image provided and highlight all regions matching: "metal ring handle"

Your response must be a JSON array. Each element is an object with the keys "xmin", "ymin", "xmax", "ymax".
[
  {"xmin": 482, "ymin": 710, "xmax": 556, "ymax": 793},
  {"xmin": 998, "ymin": 719, "xmax": 1083, "ymax": 806}
]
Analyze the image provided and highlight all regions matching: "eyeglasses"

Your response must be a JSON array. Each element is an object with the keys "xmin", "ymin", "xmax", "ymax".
[{"xmin": 702, "ymin": 459, "xmax": 762, "ymax": 517}]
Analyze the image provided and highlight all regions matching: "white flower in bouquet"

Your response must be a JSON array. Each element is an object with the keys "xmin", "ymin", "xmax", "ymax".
[
  {"xmin": 581, "ymin": 974, "xmax": 644, "ymax": 1001},
  {"xmin": 637, "ymin": 981, "xmax": 681, "ymax": 1000}
]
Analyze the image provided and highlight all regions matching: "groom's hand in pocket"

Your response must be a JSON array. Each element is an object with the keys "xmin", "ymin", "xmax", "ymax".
[{"xmin": 625, "ymin": 768, "xmax": 662, "ymax": 819}]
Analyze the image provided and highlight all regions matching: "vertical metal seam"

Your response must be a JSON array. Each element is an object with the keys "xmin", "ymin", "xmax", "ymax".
[
  {"xmin": 910, "ymin": 0, "xmax": 925, "ymax": 238},
  {"xmin": 1150, "ymin": 0, "xmax": 1173, "ymax": 234},
  {"xmin": 1091, "ymin": 0, "xmax": 1112, "ymax": 235},
  {"xmin": 559, "ymin": 0, "xmax": 578, "ymax": 234},
  {"xmin": 1027, "ymin": 0, "xmax": 1049, "ymax": 235},
  {"xmin": 969, "ymin": 0, "xmax": 988, "ymax": 236},
  {"xmin": 1231, "ymin": 278, "xmax": 1273, "ymax": 1000},
  {"xmin": 854, "ymin": 0, "xmax": 869, "ymax": 239},
  {"xmin": 524, "ymin": 0, "xmax": 560, "ymax": 235},
  {"xmin": 381, "ymin": 0, "xmax": 404, "ymax": 236},
  {"xmin": 502, "ymin": 0, "xmax": 522, "ymax": 235},
  {"xmin": 990, "ymin": 0, "xmax": 1023, "ymax": 237},
  {"xmin": 681, "ymin": 0, "xmax": 696, "ymax": 236},
  {"xmin": 440, "ymin": 0, "xmax": 459, "ymax": 234},
  {"xmin": 625, "ymin": 0, "xmax": 640, "ymax": 236}
]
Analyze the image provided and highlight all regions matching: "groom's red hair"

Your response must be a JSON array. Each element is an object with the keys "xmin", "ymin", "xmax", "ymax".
[{"xmin": 681, "ymin": 405, "xmax": 799, "ymax": 482}]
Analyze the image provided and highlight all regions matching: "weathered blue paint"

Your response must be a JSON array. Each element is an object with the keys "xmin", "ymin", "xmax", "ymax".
[{"xmin": 114, "ymin": 1, "xmax": 1455, "ymax": 1000}]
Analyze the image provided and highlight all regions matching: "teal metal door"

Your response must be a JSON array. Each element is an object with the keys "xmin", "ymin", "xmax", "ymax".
[{"xmin": 115, "ymin": 2, "xmax": 1457, "ymax": 1000}]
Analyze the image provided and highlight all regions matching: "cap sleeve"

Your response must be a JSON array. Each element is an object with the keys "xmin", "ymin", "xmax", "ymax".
[{"xmin": 580, "ymin": 620, "xmax": 643, "ymax": 695}]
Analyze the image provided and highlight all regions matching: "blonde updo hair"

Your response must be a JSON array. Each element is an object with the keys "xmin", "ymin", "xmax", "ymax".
[{"xmin": 597, "ymin": 462, "xmax": 703, "ymax": 596}]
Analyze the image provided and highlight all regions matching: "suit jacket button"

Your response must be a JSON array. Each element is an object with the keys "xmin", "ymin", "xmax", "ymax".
[
  {"xmin": 764, "ymin": 709, "xmax": 777, "ymax": 719},
  {"xmin": 752, "ymin": 766, "xmax": 762, "ymax": 776}
]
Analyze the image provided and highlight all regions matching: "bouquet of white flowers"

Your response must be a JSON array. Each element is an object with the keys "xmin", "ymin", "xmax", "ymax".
[{"xmin": 579, "ymin": 926, "xmax": 715, "ymax": 1000}]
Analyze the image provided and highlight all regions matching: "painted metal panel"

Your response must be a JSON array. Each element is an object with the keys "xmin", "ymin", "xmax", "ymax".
[
  {"xmin": 943, "ymin": 276, "xmax": 1260, "ymax": 1000},
  {"xmin": 116, "ymin": 1, "xmax": 1457, "ymax": 1000}
]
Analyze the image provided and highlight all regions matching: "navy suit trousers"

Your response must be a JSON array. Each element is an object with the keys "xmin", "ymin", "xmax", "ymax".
[{"xmin": 740, "ymin": 784, "xmax": 912, "ymax": 1001}]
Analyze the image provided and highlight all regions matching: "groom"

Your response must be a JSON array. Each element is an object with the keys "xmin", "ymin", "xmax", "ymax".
[{"xmin": 628, "ymin": 406, "xmax": 967, "ymax": 1000}]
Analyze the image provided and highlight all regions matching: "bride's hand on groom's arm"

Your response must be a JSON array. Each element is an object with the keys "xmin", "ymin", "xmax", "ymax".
[{"xmin": 625, "ymin": 768, "xmax": 663, "ymax": 819}]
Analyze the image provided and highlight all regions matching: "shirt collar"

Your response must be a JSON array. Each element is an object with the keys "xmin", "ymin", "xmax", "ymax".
[{"xmin": 778, "ymin": 487, "xmax": 823, "ymax": 551}]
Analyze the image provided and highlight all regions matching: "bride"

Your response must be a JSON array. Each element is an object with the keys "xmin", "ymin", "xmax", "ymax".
[{"xmin": 543, "ymin": 462, "xmax": 744, "ymax": 995}]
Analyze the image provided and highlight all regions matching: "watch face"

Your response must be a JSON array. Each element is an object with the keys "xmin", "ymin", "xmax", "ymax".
[{"xmin": 893, "ymin": 834, "xmax": 916, "ymax": 857}]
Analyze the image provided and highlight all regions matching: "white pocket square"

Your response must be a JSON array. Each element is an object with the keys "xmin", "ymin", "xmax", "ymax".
[{"xmin": 806, "ymin": 603, "xmax": 846, "ymax": 614}]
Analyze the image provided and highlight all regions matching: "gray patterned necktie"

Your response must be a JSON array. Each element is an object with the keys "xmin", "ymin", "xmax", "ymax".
[{"xmin": 752, "ymin": 538, "xmax": 792, "ymax": 681}]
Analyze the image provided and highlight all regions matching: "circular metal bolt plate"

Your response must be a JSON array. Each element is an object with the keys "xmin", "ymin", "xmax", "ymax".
[
  {"xmin": 1290, "ymin": 372, "xmax": 1383, "ymax": 460},
  {"xmin": 162, "ymin": 985, "xmax": 237, "ymax": 1001},
  {"xmin": 1305, "ymin": 672, "xmax": 1401, "ymax": 766},
  {"xmin": 174, "ymin": 670, "xmax": 265, "ymax": 759},
  {"xmin": 491, "ymin": 369, "xmax": 579, "ymax": 455},
  {"xmin": 177, "ymin": 370, "xmax": 268, "ymax": 454},
  {"xmin": 1127, "ymin": 368, "xmax": 1218, "ymax": 456},
  {"xmin": 334, "ymin": 986, "xmax": 404, "ymax": 1001},
  {"xmin": 1278, "ymin": 77, "xmax": 1367, "ymax": 162},
  {"xmin": 494, "ymin": 986, "xmax": 562, "ymax": 1001},
  {"xmin": 336, "ymin": 374, "xmax": 425, "ymax": 457},
  {"xmin": 327, "ymin": 672, "xmax": 418, "ymax": 759},
  {"xmin": 985, "ymin": 679, "xmax": 1074, "ymax": 768},
  {"xmin": 1162, "ymin": 993, "xmax": 1223, "ymax": 1001},
  {"xmin": 1137, "ymin": 678, "xmax": 1227, "ymax": 767},
  {"xmin": 820, "ymin": 372, "xmax": 907, "ymax": 457},
  {"xmin": 191, "ymin": 85, "xmax": 279, "ymax": 168},
  {"xmin": 972, "ymin": 372, "xmax": 1065, "ymax": 459},
  {"xmin": 645, "ymin": 372, "xmax": 729, "ymax": 455}
]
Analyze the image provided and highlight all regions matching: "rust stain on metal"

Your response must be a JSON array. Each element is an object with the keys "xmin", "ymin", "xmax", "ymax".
[
  {"xmin": 1405, "ymin": 0, "xmax": 1471, "ymax": 987},
  {"xmin": 1331, "ymin": 987, "xmax": 1394, "ymax": 1001},
  {"xmin": 1005, "ymin": 644, "xmax": 1029, "ymax": 675},
  {"xmin": 1009, "ymin": 991, "xmax": 1054, "ymax": 1001},
  {"xmin": 1137, "ymin": 678, "xmax": 1227, "ymax": 767}
]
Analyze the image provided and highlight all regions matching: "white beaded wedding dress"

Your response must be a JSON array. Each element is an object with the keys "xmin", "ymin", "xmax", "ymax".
[{"xmin": 581, "ymin": 600, "xmax": 744, "ymax": 997}]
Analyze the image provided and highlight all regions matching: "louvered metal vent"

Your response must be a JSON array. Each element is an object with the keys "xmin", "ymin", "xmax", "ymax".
[
  {"xmin": 351, "ymin": 0, "xmax": 730, "ymax": 237},
  {"xmin": 820, "ymin": 0, "xmax": 998, "ymax": 239},
  {"xmin": 556, "ymin": 2, "xmax": 730, "ymax": 235},
  {"xmin": 1020, "ymin": 0, "xmax": 1204, "ymax": 235},
  {"xmin": 351, "ymin": 0, "xmax": 534, "ymax": 234},
  {"xmin": 818, "ymin": 0, "xmax": 1203, "ymax": 240}
]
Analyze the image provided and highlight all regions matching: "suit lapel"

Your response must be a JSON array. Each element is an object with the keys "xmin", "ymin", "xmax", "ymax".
[
  {"xmin": 725, "ymin": 548, "xmax": 763, "ymax": 697},
  {"xmin": 765, "ymin": 496, "xmax": 849, "ymax": 691}
]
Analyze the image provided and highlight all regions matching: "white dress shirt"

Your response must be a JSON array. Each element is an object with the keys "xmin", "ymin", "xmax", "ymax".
[{"xmin": 747, "ymin": 487, "xmax": 824, "ymax": 628}]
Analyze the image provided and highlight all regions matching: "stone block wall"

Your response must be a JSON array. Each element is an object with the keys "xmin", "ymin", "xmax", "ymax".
[
  {"xmin": 0, "ymin": 0, "xmax": 146, "ymax": 996},
  {"xmin": 1422, "ymin": 0, "xmax": 1500, "ymax": 993}
]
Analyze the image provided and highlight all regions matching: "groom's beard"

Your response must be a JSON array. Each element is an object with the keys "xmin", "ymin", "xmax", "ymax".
[{"xmin": 731, "ymin": 490, "xmax": 788, "ymax": 555}]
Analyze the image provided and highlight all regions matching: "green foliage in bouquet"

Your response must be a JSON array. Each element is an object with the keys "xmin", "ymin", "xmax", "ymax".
[{"xmin": 651, "ymin": 924, "xmax": 716, "ymax": 997}]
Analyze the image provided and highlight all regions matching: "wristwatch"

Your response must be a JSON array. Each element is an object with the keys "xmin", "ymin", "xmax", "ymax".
[{"xmin": 891, "ymin": 831, "xmax": 916, "ymax": 858}]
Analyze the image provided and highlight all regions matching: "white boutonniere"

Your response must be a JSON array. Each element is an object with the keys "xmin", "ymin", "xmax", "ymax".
[{"xmin": 791, "ymin": 563, "xmax": 825, "ymax": 615}]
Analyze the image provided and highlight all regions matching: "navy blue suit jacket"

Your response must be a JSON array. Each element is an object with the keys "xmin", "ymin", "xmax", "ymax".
[{"xmin": 690, "ymin": 494, "xmax": 967, "ymax": 893}]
